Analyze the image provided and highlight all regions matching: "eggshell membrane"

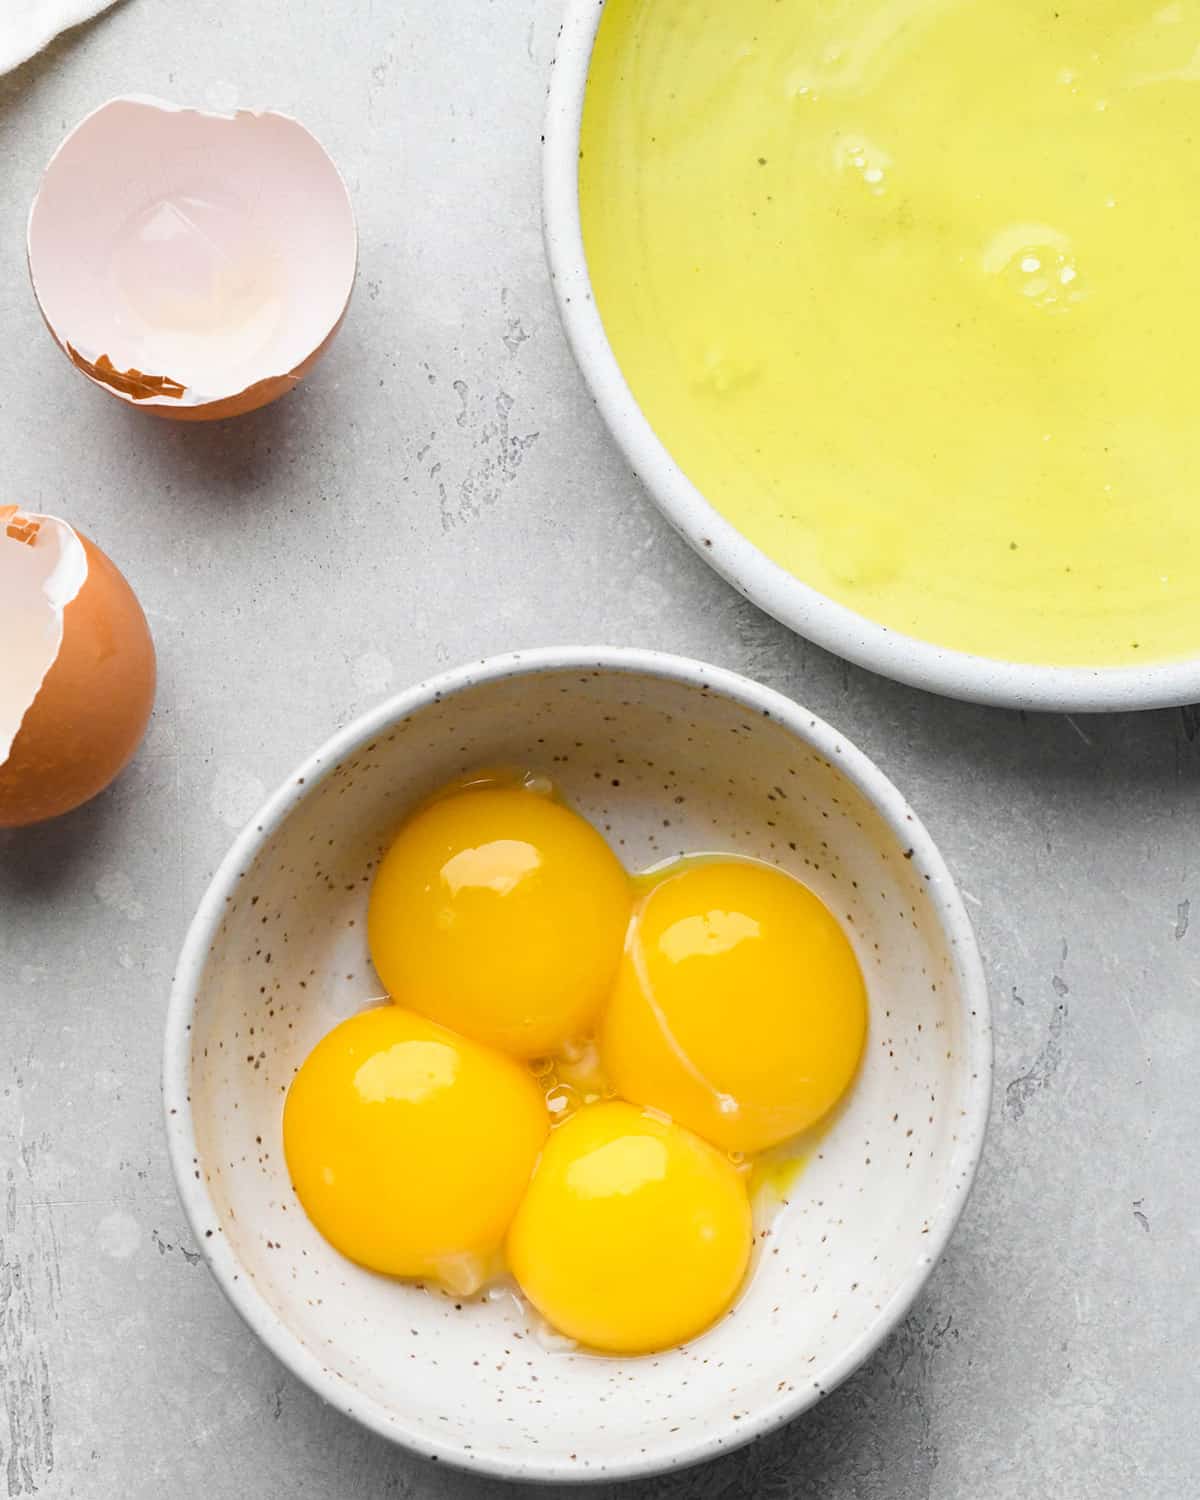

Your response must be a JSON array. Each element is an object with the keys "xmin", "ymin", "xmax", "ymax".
[
  {"xmin": 0, "ymin": 512, "xmax": 155, "ymax": 828},
  {"xmin": 0, "ymin": 506, "xmax": 86, "ymax": 766},
  {"xmin": 28, "ymin": 97, "xmax": 356, "ymax": 420}
]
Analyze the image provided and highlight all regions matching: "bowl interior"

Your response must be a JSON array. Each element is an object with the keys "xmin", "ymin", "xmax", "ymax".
[
  {"xmin": 180, "ymin": 662, "xmax": 984, "ymax": 1477},
  {"xmin": 543, "ymin": 2, "xmax": 1200, "ymax": 711}
]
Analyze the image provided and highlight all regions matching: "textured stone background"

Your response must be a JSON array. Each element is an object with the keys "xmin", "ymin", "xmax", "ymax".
[{"xmin": 1, "ymin": 1, "xmax": 1198, "ymax": 1495}]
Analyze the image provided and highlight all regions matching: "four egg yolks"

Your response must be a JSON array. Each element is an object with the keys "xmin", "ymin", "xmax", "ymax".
[
  {"xmin": 367, "ymin": 786, "xmax": 631, "ymax": 1058},
  {"xmin": 288, "ymin": 783, "xmax": 869, "ymax": 1353}
]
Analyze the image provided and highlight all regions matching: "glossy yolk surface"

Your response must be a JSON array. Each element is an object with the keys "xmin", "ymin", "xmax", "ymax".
[
  {"xmin": 506, "ymin": 1101, "xmax": 752, "ymax": 1354},
  {"xmin": 600, "ymin": 860, "xmax": 867, "ymax": 1154},
  {"xmin": 283, "ymin": 1006, "xmax": 548, "ymax": 1292},
  {"xmin": 367, "ymin": 785, "xmax": 631, "ymax": 1057},
  {"xmin": 581, "ymin": 0, "xmax": 1200, "ymax": 665}
]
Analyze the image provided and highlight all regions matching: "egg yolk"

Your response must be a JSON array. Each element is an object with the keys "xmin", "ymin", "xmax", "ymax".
[
  {"xmin": 600, "ymin": 859, "xmax": 867, "ymax": 1154},
  {"xmin": 283, "ymin": 1006, "xmax": 548, "ymax": 1291},
  {"xmin": 367, "ymin": 785, "xmax": 630, "ymax": 1057},
  {"xmin": 506, "ymin": 1101, "xmax": 752, "ymax": 1354}
]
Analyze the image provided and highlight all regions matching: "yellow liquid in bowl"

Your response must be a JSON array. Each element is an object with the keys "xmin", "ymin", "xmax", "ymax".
[{"xmin": 580, "ymin": 0, "xmax": 1200, "ymax": 666}]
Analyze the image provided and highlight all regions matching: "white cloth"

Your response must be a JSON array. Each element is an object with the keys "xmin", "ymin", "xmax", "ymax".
[{"xmin": 1, "ymin": 0, "xmax": 122, "ymax": 76}]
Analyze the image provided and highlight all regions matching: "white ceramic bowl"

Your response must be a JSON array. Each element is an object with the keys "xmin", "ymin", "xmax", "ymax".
[
  {"xmin": 543, "ymin": 2, "xmax": 1200, "ymax": 713},
  {"xmin": 163, "ymin": 648, "xmax": 991, "ymax": 1482}
]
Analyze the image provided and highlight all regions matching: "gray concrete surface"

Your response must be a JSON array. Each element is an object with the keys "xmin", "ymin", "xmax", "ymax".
[{"xmin": 1, "ymin": 2, "xmax": 1198, "ymax": 1496}]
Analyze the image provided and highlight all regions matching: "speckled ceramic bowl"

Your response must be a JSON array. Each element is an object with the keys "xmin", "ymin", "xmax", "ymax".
[
  {"xmin": 543, "ymin": 1, "xmax": 1200, "ymax": 712},
  {"xmin": 163, "ymin": 648, "xmax": 991, "ymax": 1482}
]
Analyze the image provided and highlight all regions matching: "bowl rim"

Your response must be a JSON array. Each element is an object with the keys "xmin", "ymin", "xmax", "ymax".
[
  {"xmin": 162, "ymin": 645, "xmax": 993, "ymax": 1483},
  {"xmin": 542, "ymin": 0, "xmax": 1200, "ymax": 713}
]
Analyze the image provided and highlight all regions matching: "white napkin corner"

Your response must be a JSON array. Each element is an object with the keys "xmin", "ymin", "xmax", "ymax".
[{"xmin": 1, "ymin": 0, "xmax": 123, "ymax": 78}]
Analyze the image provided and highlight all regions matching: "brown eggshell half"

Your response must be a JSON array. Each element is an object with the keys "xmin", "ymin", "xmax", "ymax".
[{"xmin": 0, "ymin": 530, "xmax": 156, "ymax": 828}]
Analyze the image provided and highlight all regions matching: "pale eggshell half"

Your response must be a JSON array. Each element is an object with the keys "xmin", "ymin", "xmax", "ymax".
[{"xmin": 27, "ymin": 96, "xmax": 357, "ymax": 420}]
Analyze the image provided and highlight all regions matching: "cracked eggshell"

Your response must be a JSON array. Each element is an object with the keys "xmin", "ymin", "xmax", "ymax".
[
  {"xmin": 0, "ymin": 508, "xmax": 155, "ymax": 828},
  {"xmin": 27, "ymin": 96, "xmax": 357, "ymax": 421}
]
